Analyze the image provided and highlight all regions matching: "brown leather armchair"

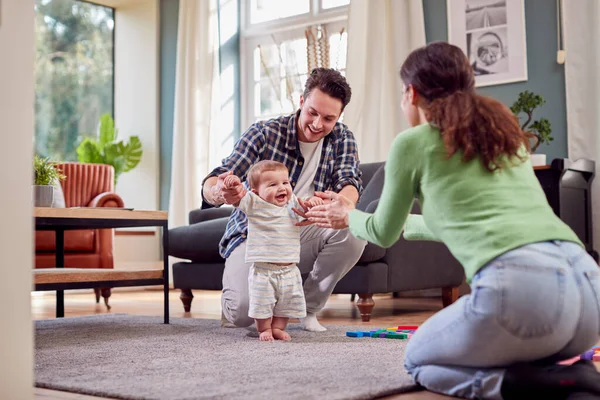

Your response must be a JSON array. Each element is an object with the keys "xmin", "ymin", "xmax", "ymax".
[{"xmin": 35, "ymin": 162, "xmax": 125, "ymax": 307}]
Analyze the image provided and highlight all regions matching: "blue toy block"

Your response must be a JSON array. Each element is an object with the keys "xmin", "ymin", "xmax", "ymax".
[{"xmin": 346, "ymin": 331, "xmax": 364, "ymax": 337}]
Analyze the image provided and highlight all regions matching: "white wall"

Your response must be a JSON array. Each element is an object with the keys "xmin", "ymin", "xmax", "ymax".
[
  {"xmin": 113, "ymin": 0, "xmax": 162, "ymax": 263},
  {"xmin": 114, "ymin": 0, "xmax": 159, "ymax": 212},
  {"xmin": 0, "ymin": 0, "xmax": 34, "ymax": 398}
]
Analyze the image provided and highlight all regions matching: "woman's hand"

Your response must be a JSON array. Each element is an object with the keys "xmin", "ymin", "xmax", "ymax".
[{"xmin": 299, "ymin": 191, "xmax": 355, "ymax": 230}]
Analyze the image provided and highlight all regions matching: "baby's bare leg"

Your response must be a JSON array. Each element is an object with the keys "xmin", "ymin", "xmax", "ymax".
[
  {"xmin": 256, "ymin": 318, "xmax": 274, "ymax": 341},
  {"xmin": 271, "ymin": 316, "xmax": 291, "ymax": 341}
]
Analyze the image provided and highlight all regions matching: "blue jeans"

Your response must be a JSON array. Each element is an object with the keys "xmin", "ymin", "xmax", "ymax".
[{"xmin": 404, "ymin": 241, "xmax": 600, "ymax": 400}]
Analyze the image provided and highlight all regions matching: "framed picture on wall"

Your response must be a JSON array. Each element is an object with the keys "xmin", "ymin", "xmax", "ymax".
[{"xmin": 447, "ymin": 0, "xmax": 527, "ymax": 87}]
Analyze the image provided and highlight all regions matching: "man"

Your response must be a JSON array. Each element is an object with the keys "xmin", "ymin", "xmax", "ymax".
[{"xmin": 202, "ymin": 68, "xmax": 366, "ymax": 332}]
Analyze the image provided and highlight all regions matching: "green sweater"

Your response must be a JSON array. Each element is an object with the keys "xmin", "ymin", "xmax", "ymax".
[{"xmin": 348, "ymin": 123, "xmax": 582, "ymax": 281}]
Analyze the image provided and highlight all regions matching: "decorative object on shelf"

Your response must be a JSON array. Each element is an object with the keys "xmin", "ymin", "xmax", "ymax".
[
  {"xmin": 76, "ymin": 113, "xmax": 143, "ymax": 186},
  {"xmin": 447, "ymin": 0, "xmax": 527, "ymax": 87},
  {"xmin": 33, "ymin": 155, "xmax": 66, "ymax": 207},
  {"xmin": 510, "ymin": 90, "xmax": 553, "ymax": 166}
]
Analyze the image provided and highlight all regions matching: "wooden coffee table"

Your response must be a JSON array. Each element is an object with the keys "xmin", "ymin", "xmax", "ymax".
[{"xmin": 34, "ymin": 207, "xmax": 170, "ymax": 323}]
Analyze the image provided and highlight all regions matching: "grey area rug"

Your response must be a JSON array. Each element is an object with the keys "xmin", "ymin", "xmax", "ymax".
[{"xmin": 35, "ymin": 314, "xmax": 417, "ymax": 400}]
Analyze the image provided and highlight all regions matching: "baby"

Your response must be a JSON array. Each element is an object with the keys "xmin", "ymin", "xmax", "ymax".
[{"xmin": 224, "ymin": 160, "xmax": 323, "ymax": 341}]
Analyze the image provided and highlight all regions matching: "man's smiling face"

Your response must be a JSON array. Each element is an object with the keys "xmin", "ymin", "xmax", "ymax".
[{"xmin": 297, "ymin": 88, "xmax": 343, "ymax": 143}]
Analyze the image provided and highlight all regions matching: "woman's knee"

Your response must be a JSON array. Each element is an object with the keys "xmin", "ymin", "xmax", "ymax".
[{"xmin": 404, "ymin": 343, "xmax": 420, "ymax": 374}]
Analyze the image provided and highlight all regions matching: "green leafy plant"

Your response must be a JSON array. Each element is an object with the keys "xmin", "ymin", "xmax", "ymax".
[
  {"xmin": 510, "ymin": 90, "xmax": 553, "ymax": 152},
  {"xmin": 34, "ymin": 155, "xmax": 66, "ymax": 186},
  {"xmin": 76, "ymin": 113, "xmax": 143, "ymax": 185}
]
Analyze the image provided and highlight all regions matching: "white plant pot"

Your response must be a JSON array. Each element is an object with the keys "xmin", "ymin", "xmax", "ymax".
[
  {"xmin": 33, "ymin": 185, "xmax": 54, "ymax": 207},
  {"xmin": 530, "ymin": 154, "xmax": 547, "ymax": 167}
]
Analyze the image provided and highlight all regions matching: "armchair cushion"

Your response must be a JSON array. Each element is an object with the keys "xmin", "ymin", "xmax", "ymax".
[
  {"xmin": 52, "ymin": 182, "xmax": 66, "ymax": 208},
  {"xmin": 35, "ymin": 230, "xmax": 95, "ymax": 252}
]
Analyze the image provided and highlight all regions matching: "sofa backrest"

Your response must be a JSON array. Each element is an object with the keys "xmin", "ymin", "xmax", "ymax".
[{"xmin": 356, "ymin": 162, "xmax": 385, "ymax": 212}]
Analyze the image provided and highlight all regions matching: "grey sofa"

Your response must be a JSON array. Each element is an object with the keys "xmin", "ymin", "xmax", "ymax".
[{"xmin": 168, "ymin": 162, "xmax": 465, "ymax": 321}]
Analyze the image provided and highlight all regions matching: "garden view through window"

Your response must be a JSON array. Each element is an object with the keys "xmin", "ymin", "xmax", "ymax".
[{"xmin": 34, "ymin": 0, "xmax": 114, "ymax": 161}]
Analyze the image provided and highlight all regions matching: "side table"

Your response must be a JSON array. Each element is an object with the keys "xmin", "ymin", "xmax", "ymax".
[{"xmin": 34, "ymin": 207, "xmax": 170, "ymax": 323}]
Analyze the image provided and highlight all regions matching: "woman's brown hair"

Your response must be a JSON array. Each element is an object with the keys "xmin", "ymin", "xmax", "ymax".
[{"xmin": 400, "ymin": 41, "xmax": 531, "ymax": 171}]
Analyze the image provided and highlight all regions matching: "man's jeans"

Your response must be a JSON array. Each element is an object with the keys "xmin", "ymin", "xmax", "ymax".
[
  {"xmin": 404, "ymin": 241, "xmax": 600, "ymax": 400},
  {"xmin": 221, "ymin": 224, "xmax": 367, "ymax": 327}
]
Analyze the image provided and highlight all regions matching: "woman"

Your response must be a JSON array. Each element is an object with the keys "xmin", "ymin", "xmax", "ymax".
[{"xmin": 301, "ymin": 42, "xmax": 600, "ymax": 399}]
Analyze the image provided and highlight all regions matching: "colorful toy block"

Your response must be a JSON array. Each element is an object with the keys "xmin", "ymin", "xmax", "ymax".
[{"xmin": 345, "ymin": 325, "xmax": 419, "ymax": 340}]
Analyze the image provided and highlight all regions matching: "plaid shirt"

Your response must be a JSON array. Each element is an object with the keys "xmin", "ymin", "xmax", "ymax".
[{"xmin": 202, "ymin": 111, "xmax": 362, "ymax": 258}]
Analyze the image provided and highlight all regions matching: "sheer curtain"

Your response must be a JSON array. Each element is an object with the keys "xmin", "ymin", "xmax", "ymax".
[
  {"xmin": 168, "ymin": 0, "xmax": 221, "ymax": 230},
  {"xmin": 563, "ymin": 0, "xmax": 600, "ymax": 251},
  {"xmin": 343, "ymin": 0, "xmax": 426, "ymax": 163}
]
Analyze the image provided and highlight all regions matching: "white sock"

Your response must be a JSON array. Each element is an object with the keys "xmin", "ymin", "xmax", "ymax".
[{"xmin": 300, "ymin": 313, "xmax": 327, "ymax": 332}]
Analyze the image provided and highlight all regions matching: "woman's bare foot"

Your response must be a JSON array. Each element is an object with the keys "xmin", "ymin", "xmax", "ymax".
[
  {"xmin": 272, "ymin": 328, "xmax": 291, "ymax": 341},
  {"xmin": 259, "ymin": 329, "xmax": 274, "ymax": 341}
]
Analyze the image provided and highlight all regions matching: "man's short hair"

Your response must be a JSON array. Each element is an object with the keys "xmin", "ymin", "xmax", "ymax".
[
  {"xmin": 303, "ymin": 68, "xmax": 352, "ymax": 110},
  {"xmin": 247, "ymin": 160, "xmax": 289, "ymax": 190}
]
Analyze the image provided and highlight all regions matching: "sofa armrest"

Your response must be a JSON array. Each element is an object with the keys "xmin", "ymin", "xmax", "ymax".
[
  {"xmin": 87, "ymin": 192, "xmax": 125, "ymax": 208},
  {"xmin": 189, "ymin": 206, "xmax": 234, "ymax": 225},
  {"xmin": 365, "ymin": 199, "xmax": 379, "ymax": 213}
]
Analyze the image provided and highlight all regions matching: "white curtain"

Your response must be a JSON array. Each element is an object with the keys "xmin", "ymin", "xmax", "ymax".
[
  {"xmin": 169, "ymin": 0, "xmax": 221, "ymax": 230},
  {"xmin": 343, "ymin": 0, "xmax": 426, "ymax": 163},
  {"xmin": 563, "ymin": 0, "xmax": 600, "ymax": 251}
]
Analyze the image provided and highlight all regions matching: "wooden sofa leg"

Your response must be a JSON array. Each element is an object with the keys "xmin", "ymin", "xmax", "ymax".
[
  {"xmin": 180, "ymin": 289, "xmax": 194, "ymax": 312},
  {"xmin": 356, "ymin": 294, "xmax": 375, "ymax": 322},
  {"xmin": 101, "ymin": 288, "xmax": 111, "ymax": 310},
  {"xmin": 94, "ymin": 288, "xmax": 101, "ymax": 303},
  {"xmin": 442, "ymin": 286, "xmax": 459, "ymax": 308}
]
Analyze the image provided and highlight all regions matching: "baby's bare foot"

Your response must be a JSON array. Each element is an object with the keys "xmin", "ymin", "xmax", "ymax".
[
  {"xmin": 259, "ymin": 329, "xmax": 274, "ymax": 342},
  {"xmin": 272, "ymin": 328, "xmax": 291, "ymax": 341}
]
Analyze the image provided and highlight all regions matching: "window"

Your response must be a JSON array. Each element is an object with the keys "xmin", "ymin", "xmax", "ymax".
[
  {"xmin": 242, "ymin": 0, "xmax": 349, "ymax": 127},
  {"xmin": 34, "ymin": 0, "xmax": 115, "ymax": 161}
]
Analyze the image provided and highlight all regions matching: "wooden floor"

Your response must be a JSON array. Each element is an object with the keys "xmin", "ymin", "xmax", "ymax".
[{"xmin": 32, "ymin": 289, "xmax": 597, "ymax": 400}]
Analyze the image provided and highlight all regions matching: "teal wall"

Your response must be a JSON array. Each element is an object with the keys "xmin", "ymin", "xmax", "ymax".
[
  {"xmin": 159, "ymin": 0, "xmax": 241, "ymax": 211},
  {"xmin": 422, "ymin": 0, "xmax": 567, "ymax": 161},
  {"xmin": 159, "ymin": 0, "xmax": 179, "ymax": 211}
]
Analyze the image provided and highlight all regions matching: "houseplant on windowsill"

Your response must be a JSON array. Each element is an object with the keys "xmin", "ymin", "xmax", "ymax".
[
  {"xmin": 510, "ymin": 90, "xmax": 553, "ymax": 167},
  {"xmin": 76, "ymin": 113, "xmax": 143, "ymax": 186},
  {"xmin": 33, "ymin": 155, "xmax": 66, "ymax": 207}
]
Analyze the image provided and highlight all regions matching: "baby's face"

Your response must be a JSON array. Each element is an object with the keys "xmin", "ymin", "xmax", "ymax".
[{"xmin": 254, "ymin": 169, "xmax": 293, "ymax": 207}]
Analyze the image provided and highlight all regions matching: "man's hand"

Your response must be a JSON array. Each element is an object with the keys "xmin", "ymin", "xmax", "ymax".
[
  {"xmin": 294, "ymin": 191, "xmax": 354, "ymax": 229},
  {"xmin": 213, "ymin": 171, "xmax": 245, "ymax": 205}
]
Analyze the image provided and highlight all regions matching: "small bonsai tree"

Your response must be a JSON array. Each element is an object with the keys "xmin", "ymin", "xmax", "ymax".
[
  {"xmin": 34, "ymin": 155, "xmax": 66, "ymax": 186},
  {"xmin": 76, "ymin": 113, "xmax": 143, "ymax": 186},
  {"xmin": 510, "ymin": 90, "xmax": 553, "ymax": 152}
]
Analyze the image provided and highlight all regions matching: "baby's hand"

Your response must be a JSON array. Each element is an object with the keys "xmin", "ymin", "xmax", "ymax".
[
  {"xmin": 223, "ymin": 175, "xmax": 242, "ymax": 190},
  {"xmin": 304, "ymin": 196, "xmax": 325, "ymax": 209}
]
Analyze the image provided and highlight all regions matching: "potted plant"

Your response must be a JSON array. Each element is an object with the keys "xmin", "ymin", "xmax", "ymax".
[
  {"xmin": 33, "ymin": 155, "xmax": 66, "ymax": 207},
  {"xmin": 510, "ymin": 90, "xmax": 553, "ymax": 166},
  {"xmin": 76, "ymin": 113, "xmax": 143, "ymax": 186}
]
